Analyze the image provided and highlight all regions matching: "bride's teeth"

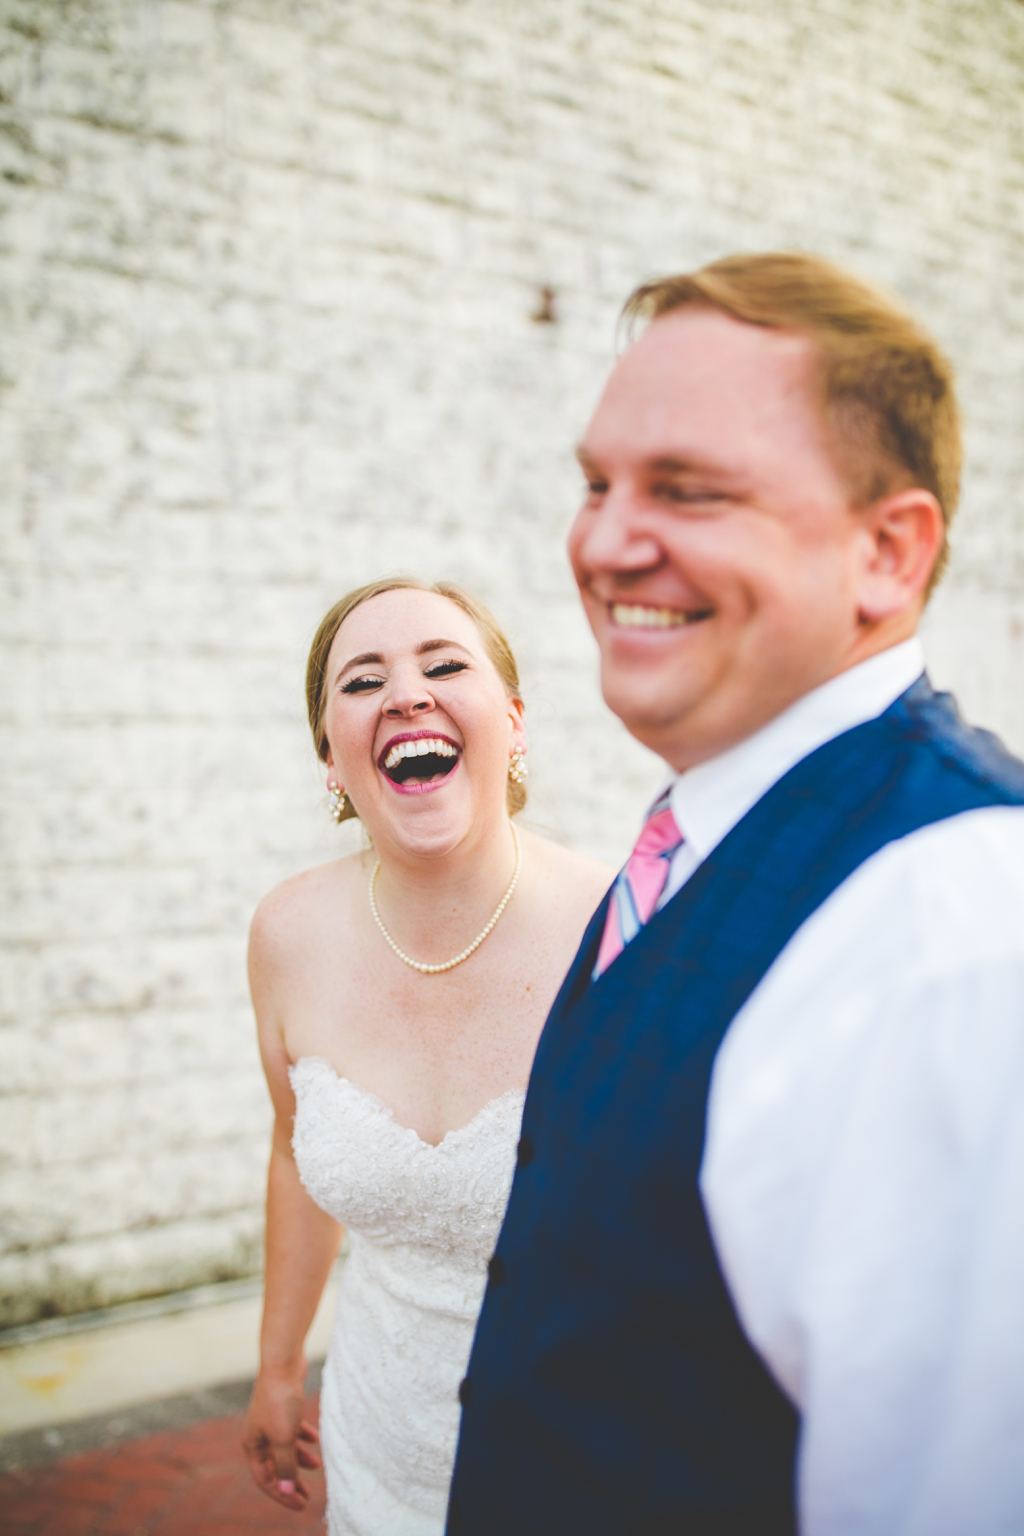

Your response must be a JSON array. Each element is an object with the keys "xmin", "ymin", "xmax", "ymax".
[
  {"xmin": 383, "ymin": 738, "xmax": 458, "ymax": 770},
  {"xmin": 611, "ymin": 602, "xmax": 690, "ymax": 629}
]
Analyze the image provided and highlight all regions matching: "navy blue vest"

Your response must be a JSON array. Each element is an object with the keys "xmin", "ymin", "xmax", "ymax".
[{"xmin": 447, "ymin": 679, "xmax": 1024, "ymax": 1535}]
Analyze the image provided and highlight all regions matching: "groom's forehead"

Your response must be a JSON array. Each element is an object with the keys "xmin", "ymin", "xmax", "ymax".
[{"xmin": 590, "ymin": 311, "xmax": 823, "ymax": 459}]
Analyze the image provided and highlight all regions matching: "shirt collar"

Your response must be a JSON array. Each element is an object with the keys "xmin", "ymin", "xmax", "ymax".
[{"xmin": 665, "ymin": 637, "xmax": 926, "ymax": 862}]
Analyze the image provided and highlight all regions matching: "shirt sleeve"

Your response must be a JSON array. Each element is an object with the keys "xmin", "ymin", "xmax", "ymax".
[{"xmin": 700, "ymin": 806, "xmax": 1024, "ymax": 1536}]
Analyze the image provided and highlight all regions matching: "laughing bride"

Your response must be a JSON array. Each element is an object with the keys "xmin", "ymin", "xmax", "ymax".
[{"xmin": 242, "ymin": 577, "xmax": 612, "ymax": 1534}]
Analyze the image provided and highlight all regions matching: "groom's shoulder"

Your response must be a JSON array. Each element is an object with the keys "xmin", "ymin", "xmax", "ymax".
[
  {"xmin": 886, "ymin": 680, "xmax": 1024, "ymax": 804},
  {"xmin": 885, "ymin": 803, "xmax": 1024, "ymax": 913},
  {"xmin": 805, "ymin": 680, "xmax": 1024, "ymax": 968},
  {"xmin": 728, "ymin": 808, "xmax": 1024, "ymax": 1069}
]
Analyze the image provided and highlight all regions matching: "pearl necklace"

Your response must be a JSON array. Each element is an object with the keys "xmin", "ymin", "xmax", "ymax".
[{"xmin": 368, "ymin": 823, "xmax": 522, "ymax": 975}]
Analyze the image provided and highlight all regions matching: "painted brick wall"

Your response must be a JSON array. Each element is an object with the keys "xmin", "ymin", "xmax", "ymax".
[{"xmin": 2, "ymin": 0, "xmax": 1023, "ymax": 1324}]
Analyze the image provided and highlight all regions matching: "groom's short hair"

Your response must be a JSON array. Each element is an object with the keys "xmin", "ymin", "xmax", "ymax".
[{"xmin": 624, "ymin": 253, "xmax": 961, "ymax": 591}]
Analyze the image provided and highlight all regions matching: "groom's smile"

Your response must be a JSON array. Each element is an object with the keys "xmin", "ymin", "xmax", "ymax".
[{"xmin": 609, "ymin": 601, "xmax": 714, "ymax": 629}]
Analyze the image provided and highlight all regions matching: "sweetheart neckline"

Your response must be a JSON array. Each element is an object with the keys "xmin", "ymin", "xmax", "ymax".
[{"xmin": 291, "ymin": 1056, "xmax": 526, "ymax": 1152}]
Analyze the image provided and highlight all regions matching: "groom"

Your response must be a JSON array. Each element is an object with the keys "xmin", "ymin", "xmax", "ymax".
[{"xmin": 447, "ymin": 255, "xmax": 1024, "ymax": 1534}]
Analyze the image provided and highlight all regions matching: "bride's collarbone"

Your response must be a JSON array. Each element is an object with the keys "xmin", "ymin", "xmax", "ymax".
[
  {"xmin": 314, "ymin": 899, "xmax": 560, "ymax": 1004},
  {"xmin": 330, "ymin": 837, "xmax": 570, "ymax": 951},
  {"xmin": 282, "ymin": 843, "xmax": 582, "ymax": 1066}
]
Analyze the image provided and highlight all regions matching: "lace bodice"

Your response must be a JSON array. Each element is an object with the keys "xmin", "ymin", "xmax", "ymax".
[{"xmin": 289, "ymin": 1056, "xmax": 525, "ymax": 1536}]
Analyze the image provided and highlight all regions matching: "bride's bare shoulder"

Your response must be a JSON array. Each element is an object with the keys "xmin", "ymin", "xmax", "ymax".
[
  {"xmin": 522, "ymin": 829, "xmax": 615, "ymax": 909},
  {"xmin": 250, "ymin": 852, "xmax": 367, "ymax": 968}
]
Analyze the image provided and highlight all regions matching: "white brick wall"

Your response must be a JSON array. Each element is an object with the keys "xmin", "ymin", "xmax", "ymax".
[{"xmin": 2, "ymin": 0, "xmax": 1023, "ymax": 1325}]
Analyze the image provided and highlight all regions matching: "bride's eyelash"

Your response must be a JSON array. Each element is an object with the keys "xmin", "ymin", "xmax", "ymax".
[
  {"xmin": 424, "ymin": 660, "xmax": 468, "ymax": 678},
  {"xmin": 341, "ymin": 676, "xmax": 385, "ymax": 694},
  {"xmin": 340, "ymin": 660, "xmax": 466, "ymax": 694}
]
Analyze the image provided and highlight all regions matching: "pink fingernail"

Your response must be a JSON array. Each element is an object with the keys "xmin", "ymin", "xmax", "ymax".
[{"xmin": 278, "ymin": 1479, "xmax": 296, "ymax": 1494}]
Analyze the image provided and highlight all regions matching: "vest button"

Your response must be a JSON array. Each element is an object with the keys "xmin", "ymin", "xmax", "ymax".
[
  {"xmin": 458, "ymin": 1375, "xmax": 473, "ymax": 1407},
  {"xmin": 517, "ymin": 1133, "xmax": 534, "ymax": 1167},
  {"xmin": 487, "ymin": 1254, "xmax": 506, "ymax": 1287}
]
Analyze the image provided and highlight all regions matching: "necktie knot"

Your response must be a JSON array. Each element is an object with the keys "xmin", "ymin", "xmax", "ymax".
[
  {"xmin": 633, "ymin": 805, "xmax": 685, "ymax": 861},
  {"xmin": 593, "ymin": 799, "xmax": 684, "ymax": 979}
]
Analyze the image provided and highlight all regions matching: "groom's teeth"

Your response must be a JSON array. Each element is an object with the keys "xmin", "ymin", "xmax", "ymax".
[
  {"xmin": 611, "ymin": 603, "xmax": 691, "ymax": 629},
  {"xmin": 383, "ymin": 738, "xmax": 458, "ymax": 770}
]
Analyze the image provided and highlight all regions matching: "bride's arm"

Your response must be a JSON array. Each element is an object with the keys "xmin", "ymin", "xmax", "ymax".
[
  {"xmin": 244, "ymin": 1111, "xmax": 342, "ymax": 1509},
  {"xmin": 242, "ymin": 900, "xmax": 344, "ymax": 1511}
]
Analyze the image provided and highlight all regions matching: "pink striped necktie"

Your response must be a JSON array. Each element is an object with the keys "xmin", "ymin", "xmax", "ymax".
[{"xmin": 593, "ymin": 797, "xmax": 684, "ymax": 979}]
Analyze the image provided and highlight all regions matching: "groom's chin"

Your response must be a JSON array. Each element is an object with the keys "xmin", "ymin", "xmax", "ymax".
[{"xmin": 599, "ymin": 668, "xmax": 694, "ymax": 750}]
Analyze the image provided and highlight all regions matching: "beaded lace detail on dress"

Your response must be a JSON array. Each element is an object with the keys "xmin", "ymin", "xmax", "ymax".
[{"xmin": 289, "ymin": 1057, "xmax": 525, "ymax": 1536}]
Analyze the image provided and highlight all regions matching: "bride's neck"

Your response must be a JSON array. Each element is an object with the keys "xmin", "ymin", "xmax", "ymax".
[{"xmin": 370, "ymin": 819, "xmax": 520, "ymax": 947}]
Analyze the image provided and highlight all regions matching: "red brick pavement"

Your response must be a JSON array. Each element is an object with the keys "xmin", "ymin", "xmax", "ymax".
[{"xmin": 0, "ymin": 1392, "xmax": 326, "ymax": 1535}]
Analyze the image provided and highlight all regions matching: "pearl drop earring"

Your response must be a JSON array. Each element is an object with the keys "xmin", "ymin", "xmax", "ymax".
[
  {"xmin": 508, "ymin": 750, "xmax": 528, "ymax": 785},
  {"xmin": 328, "ymin": 783, "xmax": 347, "ymax": 823}
]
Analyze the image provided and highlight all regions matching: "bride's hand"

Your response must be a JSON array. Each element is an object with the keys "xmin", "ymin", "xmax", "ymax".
[{"xmin": 242, "ymin": 1361, "xmax": 322, "ymax": 1510}]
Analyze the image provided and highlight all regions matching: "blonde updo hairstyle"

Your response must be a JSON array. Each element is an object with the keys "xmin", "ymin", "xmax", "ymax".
[{"xmin": 306, "ymin": 577, "xmax": 527, "ymax": 824}]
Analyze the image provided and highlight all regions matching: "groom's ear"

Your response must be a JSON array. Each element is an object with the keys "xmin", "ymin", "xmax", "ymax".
[{"xmin": 853, "ymin": 487, "xmax": 945, "ymax": 624}]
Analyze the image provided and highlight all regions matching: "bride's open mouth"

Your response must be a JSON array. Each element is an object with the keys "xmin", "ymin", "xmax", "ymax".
[{"xmin": 378, "ymin": 733, "xmax": 462, "ymax": 793}]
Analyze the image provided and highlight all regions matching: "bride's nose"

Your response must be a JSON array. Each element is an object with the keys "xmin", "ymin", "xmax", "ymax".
[{"xmin": 383, "ymin": 664, "xmax": 435, "ymax": 718}]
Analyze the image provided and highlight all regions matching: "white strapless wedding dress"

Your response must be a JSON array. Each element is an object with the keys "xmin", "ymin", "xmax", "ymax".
[{"xmin": 289, "ymin": 1057, "xmax": 525, "ymax": 1536}]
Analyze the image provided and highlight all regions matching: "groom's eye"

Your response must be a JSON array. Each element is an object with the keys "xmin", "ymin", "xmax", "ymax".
[
  {"xmin": 341, "ymin": 675, "xmax": 385, "ymax": 693},
  {"xmin": 656, "ymin": 481, "xmax": 730, "ymax": 508}
]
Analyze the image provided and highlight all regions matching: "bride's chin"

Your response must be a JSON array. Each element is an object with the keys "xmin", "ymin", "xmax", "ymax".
[
  {"xmin": 384, "ymin": 828, "xmax": 467, "ymax": 864},
  {"xmin": 370, "ymin": 798, "xmax": 471, "ymax": 859}
]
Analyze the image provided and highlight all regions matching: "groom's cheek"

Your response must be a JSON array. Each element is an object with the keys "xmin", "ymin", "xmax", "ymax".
[
  {"xmin": 566, "ymin": 540, "xmax": 607, "ymax": 649},
  {"xmin": 566, "ymin": 509, "xmax": 590, "ymax": 600}
]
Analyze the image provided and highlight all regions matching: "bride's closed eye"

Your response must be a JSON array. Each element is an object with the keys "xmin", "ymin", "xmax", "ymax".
[
  {"xmin": 341, "ymin": 674, "xmax": 386, "ymax": 694},
  {"xmin": 424, "ymin": 660, "xmax": 468, "ymax": 679},
  {"xmin": 340, "ymin": 659, "xmax": 468, "ymax": 694}
]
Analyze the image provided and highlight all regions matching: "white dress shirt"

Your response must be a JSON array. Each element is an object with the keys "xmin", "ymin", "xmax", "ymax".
[{"xmin": 653, "ymin": 638, "xmax": 1024, "ymax": 1534}]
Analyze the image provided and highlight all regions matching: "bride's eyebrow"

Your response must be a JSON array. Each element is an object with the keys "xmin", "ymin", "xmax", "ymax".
[
  {"xmin": 336, "ymin": 651, "xmax": 384, "ymax": 681},
  {"xmin": 417, "ymin": 639, "xmax": 471, "ymax": 656},
  {"xmin": 334, "ymin": 640, "xmax": 470, "ymax": 683}
]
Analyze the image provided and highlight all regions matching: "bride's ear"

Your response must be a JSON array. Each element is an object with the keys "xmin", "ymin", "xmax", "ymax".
[{"xmin": 507, "ymin": 695, "xmax": 526, "ymax": 754}]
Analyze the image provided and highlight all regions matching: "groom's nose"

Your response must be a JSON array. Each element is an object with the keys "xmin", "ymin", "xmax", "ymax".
[{"xmin": 568, "ymin": 487, "xmax": 664, "ymax": 584}]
